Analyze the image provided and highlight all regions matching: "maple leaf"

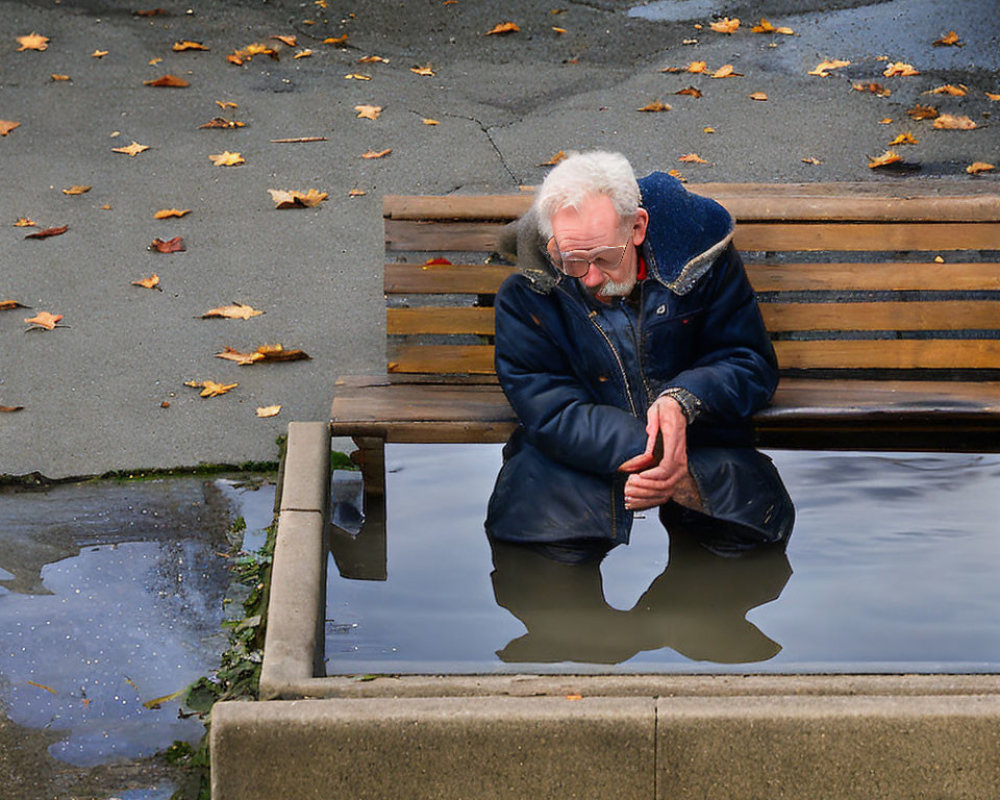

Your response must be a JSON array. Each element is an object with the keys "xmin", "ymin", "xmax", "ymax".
[
  {"xmin": 293, "ymin": 49, "xmax": 313, "ymax": 60},
  {"xmin": 144, "ymin": 74, "xmax": 189, "ymax": 87},
  {"xmin": 150, "ymin": 236, "xmax": 185, "ymax": 253},
  {"xmin": 25, "ymin": 225, "xmax": 68, "ymax": 239},
  {"xmin": 883, "ymin": 62, "xmax": 919, "ymax": 77},
  {"xmin": 486, "ymin": 22, "xmax": 519, "ymax": 35},
  {"xmin": 709, "ymin": 17, "xmax": 739, "ymax": 34},
  {"xmin": 185, "ymin": 380, "xmax": 238, "ymax": 398},
  {"xmin": 967, "ymin": 162, "xmax": 995, "ymax": 174},
  {"xmin": 154, "ymin": 208, "xmax": 191, "ymax": 219},
  {"xmin": 199, "ymin": 117, "xmax": 246, "ymax": 129},
  {"xmin": 173, "ymin": 40, "xmax": 208, "ymax": 51},
  {"xmin": 888, "ymin": 132, "xmax": 918, "ymax": 145},
  {"xmin": 132, "ymin": 274, "xmax": 161, "ymax": 290},
  {"xmin": 808, "ymin": 59, "xmax": 850, "ymax": 77},
  {"xmin": 925, "ymin": 84, "xmax": 967, "ymax": 96},
  {"xmin": 749, "ymin": 91, "xmax": 768, "ymax": 101},
  {"xmin": 358, "ymin": 55, "xmax": 389, "ymax": 64},
  {"xmin": 538, "ymin": 150, "xmax": 567, "ymax": 166},
  {"xmin": 1, "ymin": 299, "xmax": 29, "ymax": 310},
  {"xmin": 271, "ymin": 35, "xmax": 297, "ymax": 47},
  {"xmin": 361, "ymin": 148, "xmax": 391, "ymax": 159},
  {"xmin": 868, "ymin": 150, "xmax": 903, "ymax": 168},
  {"xmin": 209, "ymin": 151, "xmax": 244, "ymax": 166},
  {"xmin": 0, "ymin": 120, "xmax": 22, "ymax": 136},
  {"xmin": 17, "ymin": 33, "xmax": 49, "ymax": 51},
  {"xmin": 751, "ymin": 18, "xmax": 793, "ymax": 34},
  {"xmin": 637, "ymin": 101, "xmax": 671, "ymax": 112},
  {"xmin": 933, "ymin": 30, "xmax": 962, "ymax": 46},
  {"xmin": 411, "ymin": 64, "xmax": 435, "ymax": 76},
  {"xmin": 355, "ymin": 104, "xmax": 382, "ymax": 120},
  {"xmin": 268, "ymin": 188, "xmax": 328, "ymax": 208},
  {"xmin": 256, "ymin": 405, "xmax": 282, "ymax": 418},
  {"xmin": 675, "ymin": 87, "xmax": 702, "ymax": 98},
  {"xmin": 933, "ymin": 114, "xmax": 976, "ymax": 130},
  {"xmin": 13, "ymin": 218, "xmax": 35, "ymax": 227},
  {"xmin": 907, "ymin": 103, "xmax": 938, "ymax": 120},
  {"xmin": 201, "ymin": 302, "xmax": 264, "ymax": 320},
  {"xmin": 112, "ymin": 141, "xmax": 150, "ymax": 156},
  {"xmin": 852, "ymin": 82, "xmax": 890, "ymax": 97},
  {"xmin": 678, "ymin": 153, "xmax": 708, "ymax": 164},
  {"xmin": 24, "ymin": 311, "xmax": 63, "ymax": 330},
  {"xmin": 711, "ymin": 64, "xmax": 742, "ymax": 78},
  {"xmin": 62, "ymin": 185, "xmax": 91, "ymax": 195}
]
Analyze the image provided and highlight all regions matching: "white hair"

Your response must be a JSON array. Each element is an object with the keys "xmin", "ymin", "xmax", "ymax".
[{"xmin": 533, "ymin": 151, "xmax": 640, "ymax": 238}]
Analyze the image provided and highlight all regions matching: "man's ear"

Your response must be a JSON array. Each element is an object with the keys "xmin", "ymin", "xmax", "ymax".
[{"xmin": 632, "ymin": 208, "xmax": 649, "ymax": 246}]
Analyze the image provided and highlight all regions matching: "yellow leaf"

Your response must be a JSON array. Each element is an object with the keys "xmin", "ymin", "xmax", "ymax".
[
  {"xmin": 154, "ymin": 208, "xmax": 191, "ymax": 219},
  {"xmin": 148, "ymin": 57, "xmax": 162, "ymax": 65},
  {"xmin": 355, "ymin": 104, "xmax": 382, "ymax": 120},
  {"xmin": 678, "ymin": 153, "xmax": 708, "ymax": 164},
  {"xmin": 13, "ymin": 218, "xmax": 36, "ymax": 227},
  {"xmin": 111, "ymin": 141, "xmax": 149, "ymax": 156},
  {"xmin": 686, "ymin": 60, "xmax": 707, "ymax": 73},
  {"xmin": 868, "ymin": 150, "xmax": 903, "ymax": 168},
  {"xmin": 62, "ymin": 185, "xmax": 91, "ymax": 195},
  {"xmin": 552, "ymin": 27, "xmax": 566, "ymax": 34},
  {"xmin": 185, "ymin": 380, "xmax": 238, "ymax": 398},
  {"xmin": 215, "ymin": 346, "xmax": 265, "ymax": 365},
  {"xmin": 349, "ymin": 189, "xmax": 367, "ymax": 197},
  {"xmin": 131, "ymin": 274, "xmax": 161, "ymax": 289},
  {"xmin": 208, "ymin": 151, "xmax": 245, "ymax": 166},
  {"xmin": 361, "ymin": 148, "xmax": 392, "ymax": 159},
  {"xmin": 143, "ymin": 688, "xmax": 186, "ymax": 709},
  {"xmin": 888, "ymin": 132, "xmax": 918, "ymax": 145},
  {"xmin": 422, "ymin": 118, "xmax": 440, "ymax": 125},
  {"xmin": 216, "ymin": 100, "xmax": 239, "ymax": 109},
  {"xmin": 268, "ymin": 188, "xmax": 328, "ymax": 208},
  {"xmin": 883, "ymin": 61, "xmax": 919, "ymax": 77},
  {"xmin": 933, "ymin": 113, "xmax": 976, "ymax": 130},
  {"xmin": 486, "ymin": 21, "xmax": 519, "ymax": 35},
  {"xmin": 878, "ymin": 118, "xmax": 893, "ymax": 124},
  {"xmin": 709, "ymin": 17, "xmax": 739, "ymax": 34},
  {"xmin": 966, "ymin": 162, "xmax": 995, "ymax": 174},
  {"xmin": 637, "ymin": 100, "xmax": 671, "ymax": 112},
  {"xmin": 344, "ymin": 73, "xmax": 372, "ymax": 80},
  {"xmin": 27, "ymin": 680, "xmax": 57, "ymax": 694},
  {"xmin": 51, "ymin": 73, "xmax": 71, "ymax": 81},
  {"xmin": 91, "ymin": 49, "xmax": 109, "ymax": 58},
  {"xmin": 703, "ymin": 126, "xmax": 715, "ymax": 133},
  {"xmin": 410, "ymin": 64, "xmax": 435, "ymax": 76},
  {"xmin": 808, "ymin": 59, "xmax": 850, "ymax": 77},
  {"xmin": 201, "ymin": 302, "xmax": 264, "ymax": 320},
  {"xmin": 17, "ymin": 32, "xmax": 49, "ymax": 51},
  {"xmin": 749, "ymin": 91, "xmax": 768, "ymax": 100},
  {"xmin": 257, "ymin": 405, "xmax": 282, "ymax": 418},
  {"xmin": 173, "ymin": 40, "xmax": 208, "ymax": 51},
  {"xmin": 667, "ymin": 168, "xmax": 686, "ymax": 182}
]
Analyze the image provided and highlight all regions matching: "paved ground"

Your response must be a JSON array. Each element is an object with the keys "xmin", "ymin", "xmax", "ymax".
[{"xmin": 2, "ymin": 0, "xmax": 998, "ymax": 478}]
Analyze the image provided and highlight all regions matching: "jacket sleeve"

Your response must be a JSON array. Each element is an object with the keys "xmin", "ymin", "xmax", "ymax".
[
  {"xmin": 663, "ymin": 244, "xmax": 778, "ymax": 423},
  {"xmin": 494, "ymin": 276, "xmax": 648, "ymax": 476}
]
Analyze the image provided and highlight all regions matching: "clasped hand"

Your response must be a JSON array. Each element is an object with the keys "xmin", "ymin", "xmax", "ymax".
[{"xmin": 617, "ymin": 395, "xmax": 688, "ymax": 511}]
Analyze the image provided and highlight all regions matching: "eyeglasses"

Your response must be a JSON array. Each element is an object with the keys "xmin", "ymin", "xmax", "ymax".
[{"xmin": 544, "ymin": 236, "xmax": 630, "ymax": 278}]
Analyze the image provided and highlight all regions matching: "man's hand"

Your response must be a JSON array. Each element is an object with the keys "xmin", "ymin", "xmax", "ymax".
[{"xmin": 617, "ymin": 395, "xmax": 689, "ymax": 511}]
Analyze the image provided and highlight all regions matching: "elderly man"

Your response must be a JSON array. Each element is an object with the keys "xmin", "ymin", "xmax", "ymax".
[{"xmin": 485, "ymin": 151, "xmax": 793, "ymax": 560}]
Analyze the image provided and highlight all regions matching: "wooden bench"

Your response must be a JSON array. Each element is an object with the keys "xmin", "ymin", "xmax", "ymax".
[{"xmin": 330, "ymin": 183, "xmax": 1000, "ymax": 520}]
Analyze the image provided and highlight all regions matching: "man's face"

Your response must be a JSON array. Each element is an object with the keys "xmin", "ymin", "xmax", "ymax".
[{"xmin": 548, "ymin": 195, "xmax": 648, "ymax": 299}]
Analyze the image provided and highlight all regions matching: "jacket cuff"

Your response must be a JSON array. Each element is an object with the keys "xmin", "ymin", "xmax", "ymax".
[{"xmin": 657, "ymin": 387, "xmax": 703, "ymax": 424}]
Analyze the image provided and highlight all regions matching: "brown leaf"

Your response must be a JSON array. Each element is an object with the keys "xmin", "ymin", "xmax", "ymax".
[
  {"xmin": 883, "ymin": 62, "xmax": 919, "ymax": 77},
  {"xmin": 355, "ymin": 104, "xmax": 382, "ymax": 120},
  {"xmin": 0, "ymin": 405, "xmax": 24, "ymax": 413},
  {"xmin": 361, "ymin": 148, "xmax": 391, "ymax": 159},
  {"xmin": 111, "ymin": 141, "xmax": 150, "ymax": 156},
  {"xmin": 256, "ymin": 405, "xmax": 282, "ymax": 418},
  {"xmin": 637, "ymin": 100, "xmax": 671, "ymax": 112},
  {"xmin": 678, "ymin": 153, "xmax": 708, "ymax": 164},
  {"xmin": 144, "ymin": 74, "xmax": 190, "ymax": 87},
  {"xmin": 215, "ymin": 346, "xmax": 264, "ymax": 365},
  {"xmin": 710, "ymin": 64, "xmax": 743, "ymax": 78},
  {"xmin": 17, "ymin": 32, "xmax": 49, "ymax": 51},
  {"xmin": 926, "ymin": 84, "xmax": 968, "ymax": 96},
  {"xmin": 132, "ymin": 274, "xmax": 161, "ymax": 290},
  {"xmin": 134, "ymin": 8, "xmax": 167, "ymax": 16},
  {"xmin": 933, "ymin": 30, "xmax": 962, "ymax": 46},
  {"xmin": 270, "ymin": 136, "xmax": 326, "ymax": 143},
  {"xmin": 852, "ymin": 82, "xmax": 890, "ymax": 97},
  {"xmin": 410, "ymin": 64, "xmax": 435, "ymax": 76},
  {"xmin": 268, "ymin": 188, "xmax": 328, "ymax": 208},
  {"xmin": 906, "ymin": 103, "xmax": 939, "ymax": 120},
  {"xmin": 184, "ymin": 380, "xmax": 238, "ymax": 398},
  {"xmin": 199, "ymin": 117, "xmax": 246, "ymax": 129},
  {"xmin": 150, "ymin": 236, "xmax": 185, "ymax": 253},
  {"xmin": 868, "ymin": 150, "xmax": 903, "ymax": 168},
  {"xmin": 154, "ymin": 208, "xmax": 191, "ymax": 219},
  {"xmin": 686, "ymin": 60, "xmax": 707, "ymax": 73},
  {"xmin": 25, "ymin": 225, "xmax": 68, "ymax": 239},
  {"xmin": 1, "ymin": 300, "xmax": 29, "ymax": 310},
  {"xmin": 208, "ymin": 151, "xmax": 245, "ymax": 166},
  {"xmin": 62, "ymin": 185, "xmax": 91, "ymax": 195},
  {"xmin": 172, "ymin": 40, "xmax": 208, "ymax": 51},
  {"xmin": 675, "ymin": 86, "xmax": 702, "ymax": 98},
  {"xmin": 201, "ymin": 302, "xmax": 264, "ymax": 320},
  {"xmin": 486, "ymin": 22, "xmax": 519, "ymax": 35},
  {"xmin": 808, "ymin": 59, "xmax": 850, "ymax": 77},
  {"xmin": 709, "ymin": 17, "xmax": 740, "ymax": 34},
  {"xmin": 0, "ymin": 120, "xmax": 22, "ymax": 136},
  {"xmin": 24, "ymin": 311, "xmax": 63, "ymax": 330},
  {"xmin": 538, "ymin": 150, "xmax": 567, "ymax": 166},
  {"xmin": 966, "ymin": 162, "xmax": 995, "ymax": 174},
  {"xmin": 933, "ymin": 113, "xmax": 976, "ymax": 130}
]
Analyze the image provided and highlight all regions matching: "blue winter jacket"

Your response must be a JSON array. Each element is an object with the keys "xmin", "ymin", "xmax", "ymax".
[{"xmin": 485, "ymin": 172, "xmax": 778, "ymax": 546}]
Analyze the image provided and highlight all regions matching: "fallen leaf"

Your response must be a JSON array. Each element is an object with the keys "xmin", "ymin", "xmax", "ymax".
[
  {"xmin": 986, "ymin": 92, "xmax": 1000, "ymax": 101},
  {"xmin": 410, "ymin": 64, "xmax": 435, "ymax": 76},
  {"xmin": 134, "ymin": 8, "xmax": 166, "ymax": 16},
  {"xmin": 27, "ymin": 680, "xmax": 57, "ymax": 694},
  {"xmin": 868, "ymin": 149, "xmax": 903, "ymax": 168},
  {"xmin": 709, "ymin": 17, "xmax": 739, "ymax": 34},
  {"xmin": 933, "ymin": 30, "xmax": 962, "ymax": 46},
  {"xmin": 925, "ymin": 83, "xmax": 967, "ymax": 96},
  {"xmin": 751, "ymin": 18, "xmax": 794, "ymax": 34},
  {"xmin": 933, "ymin": 113, "xmax": 976, "ymax": 130},
  {"xmin": 227, "ymin": 42, "xmax": 279, "ymax": 64},
  {"xmin": 552, "ymin": 26, "xmax": 566, "ymax": 34},
  {"xmin": 323, "ymin": 35, "xmax": 348, "ymax": 45},
  {"xmin": 216, "ymin": 343, "xmax": 310, "ymax": 365},
  {"xmin": 144, "ymin": 74, "xmax": 189, "ymax": 87},
  {"xmin": 184, "ymin": 380, "xmax": 238, "ymax": 398},
  {"xmin": 101, "ymin": 203, "xmax": 112, "ymax": 210},
  {"xmin": 565, "ymin": 694, "xmax": 583, "ymax": 701},
  {"xmin": 51, "ymin": 73, "xmax": 71, "ymax": 81},
  {"xmin": 173, "ymin": 40, "xmax": 208, "ymax": 51},
  {"xmin": 675, "ymin": 86, "xmax": 702, "ymax": 98},
  {"xmin": 906, "ymin": 103, "xmax": 938, "ymax": 120},
  {"xmin": 257, "ymin": 405, "xmax": 281, "ymax": 418},
  {"xmin": 24, "ymin": 311, "xmax": 63, "ymax": 330},
  {"xmin": 966, "ymin": 162, "xmax": 995, "ymax": 174},
  {"xmin": 215, "ymin": 346, "xmax": 264, "ymax": 365},
  {"xmin": 143, "ymin": 688, "xmax": 186, "ymax": 709},
  {"xmin": 202, "ymin": 302, "xmax": 264, "ymax": 320},
  {"xmin": 1, "ymin": 299, "xmax": 29, "ymax": 309},
  {"xmin": 199, "ymin": 117, "xmax": 246, "ymax": 129},
  {"xmin": 91, "ymin": 49, "xmax": 109, "ymax": 58},
  {"xmin": 17, "ymin": 33, "xmax": 49, "ymax": 51},
  {"xmin": 703, "ymin": 126, "xmax": 715, "ymax": 133},
  {"xmin": 150, "ymin": 236, "xmax": 185, "ymax": 253},
  {"xmin": 852, "ymin": 82, "xmax": 890, "ymax": 97},
  {"xmin": 0, "ymin": 120, "xmax": 22, "ymax": 136},
  {"xmin": 883, "ymin": 62, "xmax": 919, "ymax": 77},
  {"xmin": 208, "ymin": 151, "xmax": 245, "ymax": 166},
  {"xmin": 358, "ymin": 55, "xmax": 389, "ymax": 64},
  {"xmin": 637, "ymin": 100, "xmax": 671, "ymax": 112},
  {"xmin": 361, "ymin": 148, "xmax": 391, "ymax": 159},
  {"xmin": 270, "ymin": 136, "xmax": 326, "ymax": 143},
  {"xmin": 154, "ymin": 208, "xmax": 191, "ymax": 219},
  {"xmin": 422, "ymin": 118, "xmax": 440, "ymax": 125},
  {"xmin": 132, "ymin": 274, "xmax": 161, "ymax": 289},
  {"xmin": 149, "ymin": 57, "xmax": 162, "ymax": 65},
  {"xmin": 344, "ymin": 73, "xmax": 372, "ymax": 80},
  {"xmin": 749, "ymin": 91, "xmax": 768, "ymax": 100},
  {"xmin": 538, "ymin": 150, "xmax": 566, "ymax": 166},
  {"xmin": 62, "ymin": 185, "xmax": 91, "ymax": 195},
  {"xmin": 355, "ymin": 104, "xmax": 382, "ymax": 120},
  {"xmin": 808, "ymin": 59, "xmax": 850, "ymax": 77},
  {"xmin": 268, "ymin": 188, "xmax": 328, "ymax": 208},
  {"xmin": 161, "ymin": 401, "xmax": 170, "ymax": 408},
  {"xmin": 349, "ymin": 189, "xmax": 367, "ymax": 197},
  {"xmin": 271, "ymin": 35, "xmax": 297, "ymax": 46},
  {"xmin": 710, "ymin": 64, "xmax": 742, "ymax": 78},
  {"xmin": 802, "ymin": 156, "xmax": 822, "ymax": 165},
  {"xmin": 25, "ymin": 225, "xmax": 68, "ymax": 239},
  {"xmin": 13, "ymin": 218, "xmax": 36, "ymax": 227},
  {"xmin": 112, "ymin": 141, "xmax": 150, "ymax": 156},
  {"xmin": 216, "ymin": 101, "xmax": 238, "ymax": 109},
  {"xmin": 679, "ymin": 153, "xmax": 708, "ymax": 163},
  {"xmin": 667, "ymin": 168, "xmax": 687, "ymax": 182},
  {"xmin": 0, "ymin": 405, "xmax": 23, "ymax": 413},
  {"xmin": 293, "ymin": 49, "xmax": 313, "ymax": 59},
  {"xmin": 888, "ymin": 132, "xmax": 917, "ymax": 146},
  {"xmin": 687, "ymin": 60, "xmax": 707, "ymax": 73},
  {"xmin": 879, "ymin": 118, "xmax": 893, "ymax": 124},
  {"xmin": 934, "ymin": 255, "xmax": 945, "ymax": 263},
  {"xmin": 486, "ymin": 21, "xmax": 519, "ymax": 35}
]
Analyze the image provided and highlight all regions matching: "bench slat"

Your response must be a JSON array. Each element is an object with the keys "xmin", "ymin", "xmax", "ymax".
[
  {"xmin": 385, "ymin": 263, "xmax": 515, "ymax": 294},
  {"xmin": 747, "ymin": 262, "xmax": 1000, "ymax": 292},
  {"xmin": 760, "ymin": 301, "xmax": 1000, "ymax": 332},
  {"xmin": 388, "ymin": 307, "xmax": 495, "ymax": 335}
]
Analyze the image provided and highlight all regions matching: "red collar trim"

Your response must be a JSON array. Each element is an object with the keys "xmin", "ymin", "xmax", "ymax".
[{"xmin": 637, "ymin": 253, "xmax": 648, "ymax": 282}]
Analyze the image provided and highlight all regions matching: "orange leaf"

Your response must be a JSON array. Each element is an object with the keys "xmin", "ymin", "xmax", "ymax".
[
  {"xmin": 27, "ymin": 680, "xmax": 57, "ymax": 693},
  {"xmin": 967, "ymin": 162, "xmax": 995, "ymax": 174},
  {"xmin": 637, "ymin": 100, "xmax": 671, "ymax": 112},
  {"xmin": 686, "ymin": 60, "xmax": 707, "ymax": 73},
  {"xmin": 675, "ymin": 86, "xmax": 702, "ymax": 98},
  {"xmin": 111, "ymin": 141, "xmax": 150, "ymax": 156},
  {"xmin": 323, "ymin": 35, "xmax": 348, "ymax": 45},
  {"xmin": 62, "ymin": 185, "xmax": 91, "ymax": 195},
  {"xmin": 51, "ymin": 73, "xmax": 71, "ymax": 81},
  {"xmin": 802, "ymin": 157, "xmax": 822, "ymax": 165},
  {"xmin": 883, "ymin": 62, "xmax": 919, "ymax": 77},
  {"xmin": 91, "ymin": 50, "xmax": 109, "ymax": 58},
  {"xmin": 667, "ymin": 168, "xmax": 686, "ymax": 182},
  {"xmin": 172, "ymin": 40, "xmax": 208, "ymax": 51},
  {"xmin": 293, "ymin": 49, "xmax": 313, "ymax": 59},
  {"xmin": 933, "ymin": 114, "xmax": 976, "ymax": 130},
  {"xmin": 749, "ymin": 91, "xmax": 768, "ymax": 101},
  {"xmin": 986, "ymin": 92, "xmax": 1000, "ymax": 101},
  {"xmin": 25, "ymin": 225, "xmax": 68, "ymax": 239},
  {"xmin": 361, "ymin": 148, "xmax": 392, "ymax": 159},
  {"xmin": 678, "ymin": 153, "xmax": 708, "ymax": 164},
  {"xmin": 208, "ymin": 151, "xmax": 245, "ymax": 166},
  {"xmin": 751, "ymin": 18, "xmax": 793, "ymax": 34},
  {"xmin": 906, "ymin": 103, "xmax": 938, "ymax": 120},
  {"xmin": 0, "ymin": 120, "xmax": 21, "ymax": 136},
  {"xmin": 256, "ymin": 405, "xmax": 282, "ymax": 418},
  {"xmin": 201, "ymin": 302, "xmax": 264, "ymax": 320},
  {"xmin": 0, "ymin": 405, "xmax": 24, "ymax": 413},
  {"xmin": 808, "ymin": 59, "xmax": 850, "ymax": 77},
  {"xmin": 868, "ymin": 150, "xmax": 903, "ymax": 168},
  {"xmin": 926, "ymin": 83, "xmax": 967, "ymax": 96},
  {"xmin": 144, "ymin": 74, "xmax": 190, "ymax": 87},
  {"xmin": 13, "ymin": 218, "xmax": 36, "ymax": 227},
  {"xmin": 349, "ymin": 189, "xmax": 367, "ymax": 197},
  {"xmin": 703, "ymin": 126, "xmax": 715, "ymax": 134},
  {"xmin": 888, "ymin": 132, "xmax": 918, "ymax": 145},
  {"xmin": 852, "ymin": 82, "xmax": 890, "ymax": 97},
  {"xmin": 132, "ymin": 274, "xmax": 161, "ymax": 290},
  {"xmin": 184, "ymin": 380, "xmax": 238, "ymax": 398},
  {"xmin": 17, "ymin": 32, "xmax": 49, "ymax": 51},
  {"xmin": 878, "ymin": 118, "xmax": 893, "ymax": 124},
  {"xmin": 150, "ymin": 236, "xmax": 185, "ymax": 253},
  {"xmin": 355, "ymin": 104, "xmax": 382, "ymax": 120},
  {"xmin": 215, "ymin": 346, "xmax": 264, "ymax": 365},
  {"xmin": 933, "ymin": 30, "xmax": 961, "ymax": 46},
  {"xmin": 358, "ymin": 55, "xmax": 389, "ymax": 64},
  {"xmin": 709, "ymin": 17, "xmax": 739, "ymax": 34},
  {"xmin": 271, "ymin": 35, "xmax": 297, "ymax": 46},
  {"xmin": 710, "ymin": 64, "xmax": 742, "ymax": 78},
  {"xmin": 486, "ymin": 22, "xmax": 519, "ymax": 35},
  {"xmin": 1, "ymin": 299, "xmax": 29, "ymax": 310},
  {"xmin": 565, "ymin": 694, "xmax": 583, "ymax": 701},
  {"xmin": 154, "ymin": 208, "xmax": 191, "ymax": 219},
  {"xmin": 24, "ymin": 311, "xmax": 63, "ymax": 330},
  {"xmin": 538, "ymin": 150, "xmax": 566, "ymax": 166},
  {"xmin": 422, "ymin": 118, "xmax": 440, "ymax": 125},
  {"xmin": 410, "ymin": 64, "xmax": 435, "ymax": 76},
  {"xmin": 216, "ymin": 100, "xmax": 238, "ymax": 109}
]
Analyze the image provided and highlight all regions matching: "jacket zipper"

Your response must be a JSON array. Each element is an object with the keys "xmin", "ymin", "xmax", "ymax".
[{"xmin": 587, "ymin": 309, "xmax": 638, "ymax": 418}]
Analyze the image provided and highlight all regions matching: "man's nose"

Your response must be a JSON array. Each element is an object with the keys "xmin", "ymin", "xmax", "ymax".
[{"xmin": 580, "ymin": 261, "xmax": 604, "ymax": 287}]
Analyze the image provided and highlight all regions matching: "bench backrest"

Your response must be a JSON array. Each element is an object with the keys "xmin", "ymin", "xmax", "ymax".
[{"xmin": 384, "ymin": 183, "xmax": 1000, "ymax": 379}]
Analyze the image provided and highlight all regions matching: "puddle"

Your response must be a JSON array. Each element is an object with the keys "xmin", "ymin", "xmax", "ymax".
[
  {"xmin": 326, "ymin": 445, "xmax": 1000, "ymax": 675},
  {"xmin": 0, "ymin": 475, "xmax": 276, "ymax": 798}
]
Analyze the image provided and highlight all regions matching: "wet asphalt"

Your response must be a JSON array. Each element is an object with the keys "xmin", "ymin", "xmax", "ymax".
[{"xmin": 1, "ymin": 0, "xmax": 998, "ymax": 478}]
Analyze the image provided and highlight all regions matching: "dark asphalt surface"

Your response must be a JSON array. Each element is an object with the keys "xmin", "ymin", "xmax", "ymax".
[{"xmin": 1, "ymin": 0, "xmax": 998, "ymax": 478}]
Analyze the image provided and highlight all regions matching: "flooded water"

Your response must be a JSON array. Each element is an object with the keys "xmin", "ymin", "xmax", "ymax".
[
  {"xmin": 0, "ymin": 475, "xmax": 275, "ymax": 800},
  {"xmin": 325, "ymin": 445, "xmax": 1000, "ymax": 675}
]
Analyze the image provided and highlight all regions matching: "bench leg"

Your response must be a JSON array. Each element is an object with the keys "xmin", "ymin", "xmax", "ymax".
[{"xmin": 328, "ymin": 436, "xmax": 387, "ymax": 581}]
